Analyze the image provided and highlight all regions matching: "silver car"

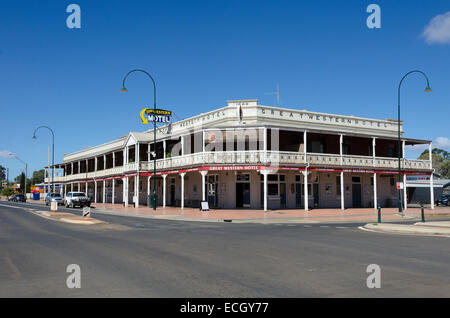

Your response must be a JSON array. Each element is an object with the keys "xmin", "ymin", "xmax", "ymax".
[{"xmin": 45, "ymin": 192, "xmax": 64, "ymax": 206}]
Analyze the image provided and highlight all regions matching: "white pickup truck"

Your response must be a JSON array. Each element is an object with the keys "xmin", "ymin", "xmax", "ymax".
[{"xmin": 64, "ymin": 192, "xmax": 91, "ymax": 208}]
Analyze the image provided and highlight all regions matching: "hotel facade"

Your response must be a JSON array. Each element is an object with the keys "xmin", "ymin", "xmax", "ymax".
[{"xmin": 52, "ymin": 99, "xmax": 435, "ymax": 211}]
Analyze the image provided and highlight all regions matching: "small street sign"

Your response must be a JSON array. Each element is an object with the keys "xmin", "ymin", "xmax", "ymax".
[
  {"xmin": 82, "ymin": 206, "xmax": 91, "ymax": 217},
  {"xmin": 397, "ymin": 182, "xmax": 404, "ymax": 190}
]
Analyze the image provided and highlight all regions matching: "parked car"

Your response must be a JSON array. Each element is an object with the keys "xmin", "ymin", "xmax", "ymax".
[
  {"xmin": 45, "ymin": 192, "xmax": 64, "ymax": 206},
  {"xmin": 8, "ymin": 194, "xmax": 26, "ymax": 202},
  {"xmin": 436, "ymin": 194, "xmax": 450, "ymax": 206},
  {"xmin": 64, "ymin": 192, "xmax": 91, "ymax": 208}
]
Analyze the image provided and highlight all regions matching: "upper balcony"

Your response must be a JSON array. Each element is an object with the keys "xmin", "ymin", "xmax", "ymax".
[{"xmin": 55, "ymin": 150, "xmax": 431, "ymax": 183}]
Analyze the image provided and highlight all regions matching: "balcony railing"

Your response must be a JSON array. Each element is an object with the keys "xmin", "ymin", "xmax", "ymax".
[{"xmin": 57, "ymin": 151, "xmax": 431, "ymax": 182}]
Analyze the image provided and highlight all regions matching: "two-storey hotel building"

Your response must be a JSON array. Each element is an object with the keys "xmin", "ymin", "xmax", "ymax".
[{"xmin": 53, "ymin": 99, "xmax": 435, "ymax": 211}]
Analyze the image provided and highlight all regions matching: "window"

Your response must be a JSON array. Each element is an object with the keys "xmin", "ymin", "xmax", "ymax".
[
  {"xmin": 280, "ymin": 175, "xmax": 286, "ymax": 182},
  {"xmin": 268, "ymin": 184, "xmax": 278, "ymax": 196},
  {"xmin": 268, "ymin": 174, "xmax": 278, "ymax": 182},
  {"xmin": 390, "ymin": 177, "xmax": 395, "ymax": 187},
  {"xmin": 295, "ymin": 175, "xmax": 301, "ymax": 182},
  {"xmin": 352, "ymin": 177, "xmax": 361, "ymax": 183}
]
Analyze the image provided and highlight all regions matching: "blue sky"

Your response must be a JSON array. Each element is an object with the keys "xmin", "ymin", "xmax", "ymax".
[{"xmin": 1, "ymin": 0, "xmax": 449, "ymax": 179}]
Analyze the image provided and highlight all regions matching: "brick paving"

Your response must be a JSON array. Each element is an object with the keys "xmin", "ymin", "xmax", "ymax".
[{"xmin": 90, "ymin": 202, "xmax": 450, "ymax": 223}]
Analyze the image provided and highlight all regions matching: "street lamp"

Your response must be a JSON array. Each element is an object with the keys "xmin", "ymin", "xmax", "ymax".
[
  {"xmin": 33, "ymin": 125, "xmax": 55, "ymax": 193},
  {"xmin": 397, "ymin": 70, "xmax": 432, "ymax": 214},
  {"xmin": 121, "ymin": 69, "xmax": 158, "ymax": 210},
  {"xmin": 14, "ymin": 156, "xmax": 27, "ymax": 195}
]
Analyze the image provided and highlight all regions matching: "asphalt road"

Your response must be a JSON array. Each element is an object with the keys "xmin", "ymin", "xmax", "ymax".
[{"xmin": 0, "ymin": 200, "xmax": 449, "ymax": 297}]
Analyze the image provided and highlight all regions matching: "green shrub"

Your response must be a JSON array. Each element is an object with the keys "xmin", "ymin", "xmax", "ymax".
[{"xmin": 2, "ymin": 187, "xmax": 15, "ymax": 197}]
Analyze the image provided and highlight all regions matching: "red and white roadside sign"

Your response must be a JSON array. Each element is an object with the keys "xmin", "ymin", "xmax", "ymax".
[{"xmin": 397, "ymin": 182, "xmax": 404, "ymax": 190}]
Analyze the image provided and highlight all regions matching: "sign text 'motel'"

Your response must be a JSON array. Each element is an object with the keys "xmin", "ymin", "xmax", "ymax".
[{"xmin": 140, "ymin": 108, "xmax": 172, "ymax": 124}]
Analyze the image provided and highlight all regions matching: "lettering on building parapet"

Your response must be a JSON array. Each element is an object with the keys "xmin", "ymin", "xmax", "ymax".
[{"xmin": 260, "ymin": 107, "xmax": 389, "ymax": 128}]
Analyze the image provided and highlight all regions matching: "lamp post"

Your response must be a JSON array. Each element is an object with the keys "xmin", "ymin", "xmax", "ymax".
[
  {"xmin": 15, "ymin": 156, "xmax": 27, "ymax": 195},
  {"xmin": 121, "ymin": 69, "xmax": 158, "ymax": 210},
  {"xmin": 33, "ymin": 126, "xmax": 55, "ymax": 192},
  {"xmin": 397, "ymin": 70, "xmax": 432, "ymax": 214}
]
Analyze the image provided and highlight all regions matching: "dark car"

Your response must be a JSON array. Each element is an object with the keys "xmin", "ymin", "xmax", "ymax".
[
  {"xmin": 436, "ymin": 194, "xmax": 450, "ymax": 206},
  {"xmin": 9, "ymin": 194, "xmax": 26, "ymax": 202}
]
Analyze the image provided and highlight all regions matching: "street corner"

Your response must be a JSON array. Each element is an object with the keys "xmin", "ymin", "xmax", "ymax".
[{"xmin": 360, "ymin": 222, "xmax": 450, "ymax": 237}]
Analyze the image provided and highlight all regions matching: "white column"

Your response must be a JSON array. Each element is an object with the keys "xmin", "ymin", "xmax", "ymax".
[
  {"xmin": 136, "ymin": 143, "xmax": 139, "ymax": 164},
  {"xmin": 85, "ymin": 182, "xmax": 88, "ymax": 198},
  {"xmin": 95, "ymin": 157, "xmax": 98, "ymax": 171},
  {"xmin": 78, "ymin": 183, "xmax": 81, "ymax": 192},
  {"xmin": 181, "ymin": 136, "xmax": 185, "ymax": 156},
  {"xmin": 303, "ymin": 170, "xmax": 309, "ymax": 211},
  {"xmin": 402, "ymin": 140, "xmax": 406, "ymax": 159},
  {"xmin": 339, "ymin": 134, "xmax": 343, "ymax": 165},
  {"xmin": 202, "ymin": 130, "xmax": 205, "ymax": 153},
  {"xmin": 71, "ymin": 183, "xmax": 73, "ymax": 192},
  {"xmin": 112, "ymin": 152, "xmax": 116, "ymax": 168},
  {"xmin": 403, "ymin": 173, "xmax": 407, "ymax": 210},
  {"xmin": 135, "ymin": 174, "xmax": 139, "ymax": 208},
  {"xmin": 200, "ymin": 170, "xmax": 208, "ymax": 201},
  {"xmin": 303, "ymin": 131, "xmax": 307, "ymax": 163},
  {"xmin": 430, "ymin": 173, "xmax": 435, "ymax": 209},
  {"xmin": 373, "ymin": 173, "xmax": 377, "ymax": 209},
  {"xmin": 71, "ymin": 162, "xmax": 74, "ymax": 175},
  {"xmin": 163, "ymin": 140, "xmax": 166, "ymax": 159},
  {"xmin": 112, "ymin": 179, "xmax": 115, "ymax": 204},
  {"xmin": 263, "ymin": 171, "xmax": 268, "ymax": 211},
  {"xmin": 78, "ymin": 161, "xmax": 81, "ymax": 174},
  {"xmin": 147, "ymin": 175, "xmax": 151, "ymax": 197},
  {"xmin": 104, "ymin": 154, "xmax": 106, "ymax": 170},
  {"xmin": 340, "ymin": 171, "xmax": 344, "ymax": 210},
  {"xmin": 102, "ymin": 180, "xmax": 106, "ymax": 203},
  {"xmin": 263, "ymin": 128, "xmax": 267, "ymax": 151},
  {"xmin": 123, "ymin": 177, "xmax": 128, "ymax": 206},
  {"xmin": 64, "ymin": 184, "xmax": 67, "ymax": 196},
  {"xmin": 162, "ymin": 174, "xmax": 167, "ymax": 207},
  {"xmin": 94, "ymin": 181, "xmax": 97, "ymax": 203},
  {"xmin": 126, "ymin": 146, "xmax": 129, "ymax": 164},
  {"xmin": 180, "ymin": 172, "xmax": 186, "ymax": 209},
  {"xmin": 372, "ymin": 137, "xmax": 376, "ymax": 167}
]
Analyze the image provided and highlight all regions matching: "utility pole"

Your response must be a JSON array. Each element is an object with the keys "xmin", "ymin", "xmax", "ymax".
[{"xmin": 48, "ymin": 146, "xmax": 51, "ymax": 194}]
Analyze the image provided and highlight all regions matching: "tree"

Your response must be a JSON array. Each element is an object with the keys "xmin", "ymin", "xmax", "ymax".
[
  {"xmin": 419, "ymin": 148, "xmax": 450, "ymax": 179},
  {"xmin": 30, "ymin": 169, "xmax": 45, "ymax": 185}
]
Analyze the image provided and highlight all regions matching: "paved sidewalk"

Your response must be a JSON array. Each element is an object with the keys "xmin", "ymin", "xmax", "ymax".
[
  {"xmin": 362, "ymin": 221, "xmax": 450, "ymax": 237},
  {"xmin": 90, "ymin": 202, "xmax": 450, "ymax": 224}
]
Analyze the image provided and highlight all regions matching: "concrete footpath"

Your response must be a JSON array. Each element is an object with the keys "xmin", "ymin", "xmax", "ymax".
[
  {"xmin": 362, "ymin": 221, "xmax": 450, "ymax": 237},
  {"xmin": 90, "ymin": 203, "xmax": 450, "ymax": 224}
]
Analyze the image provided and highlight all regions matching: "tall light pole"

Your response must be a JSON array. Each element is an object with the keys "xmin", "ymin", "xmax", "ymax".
[
  {"xmin": 397, "ymin": 70, "xmax": 432, "ymax": 213},
  {"xmin": 33, "ymin": 126, "xmax": 55, "ymax": 193},
  {"xmin": 15, "ymin": 156, "xmax": 27, "ymax": 195},
  {"xmin": 121, "ymin": 69, "xmax": 158, "ymax": 210}
]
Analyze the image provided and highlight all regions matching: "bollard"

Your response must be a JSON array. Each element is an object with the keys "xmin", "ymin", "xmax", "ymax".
[
  {"xmin": 421, "ymin": 205, "xmax": 425, "ymax": 223},
  {"xmin": 377, "ymin": 205, "xmax": 381, "ymax": 223}
]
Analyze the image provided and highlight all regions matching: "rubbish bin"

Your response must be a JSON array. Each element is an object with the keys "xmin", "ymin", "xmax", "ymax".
[
  {"xmin": 33, "ymin": 192, "xmax": 40, "ymax": 200},
  {"xmin": 148, "ymin": 194, "xmax": 157, "ymax": 208}
]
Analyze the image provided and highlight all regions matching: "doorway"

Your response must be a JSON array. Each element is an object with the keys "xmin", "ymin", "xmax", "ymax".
[
  {"xmin": 207, "ymin": 175, "xmax": 219, "ymax": 208},
  {"xmin": 352, "ymin": 184, "xmax": 362, "ymax": 208},
  {"xmin": 236, "ymin": 183, "xmax": 250, "ymax": 208},
  {"xmin": 313, "ymin": 183, "xmax": 319, "ymax": 208}
]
